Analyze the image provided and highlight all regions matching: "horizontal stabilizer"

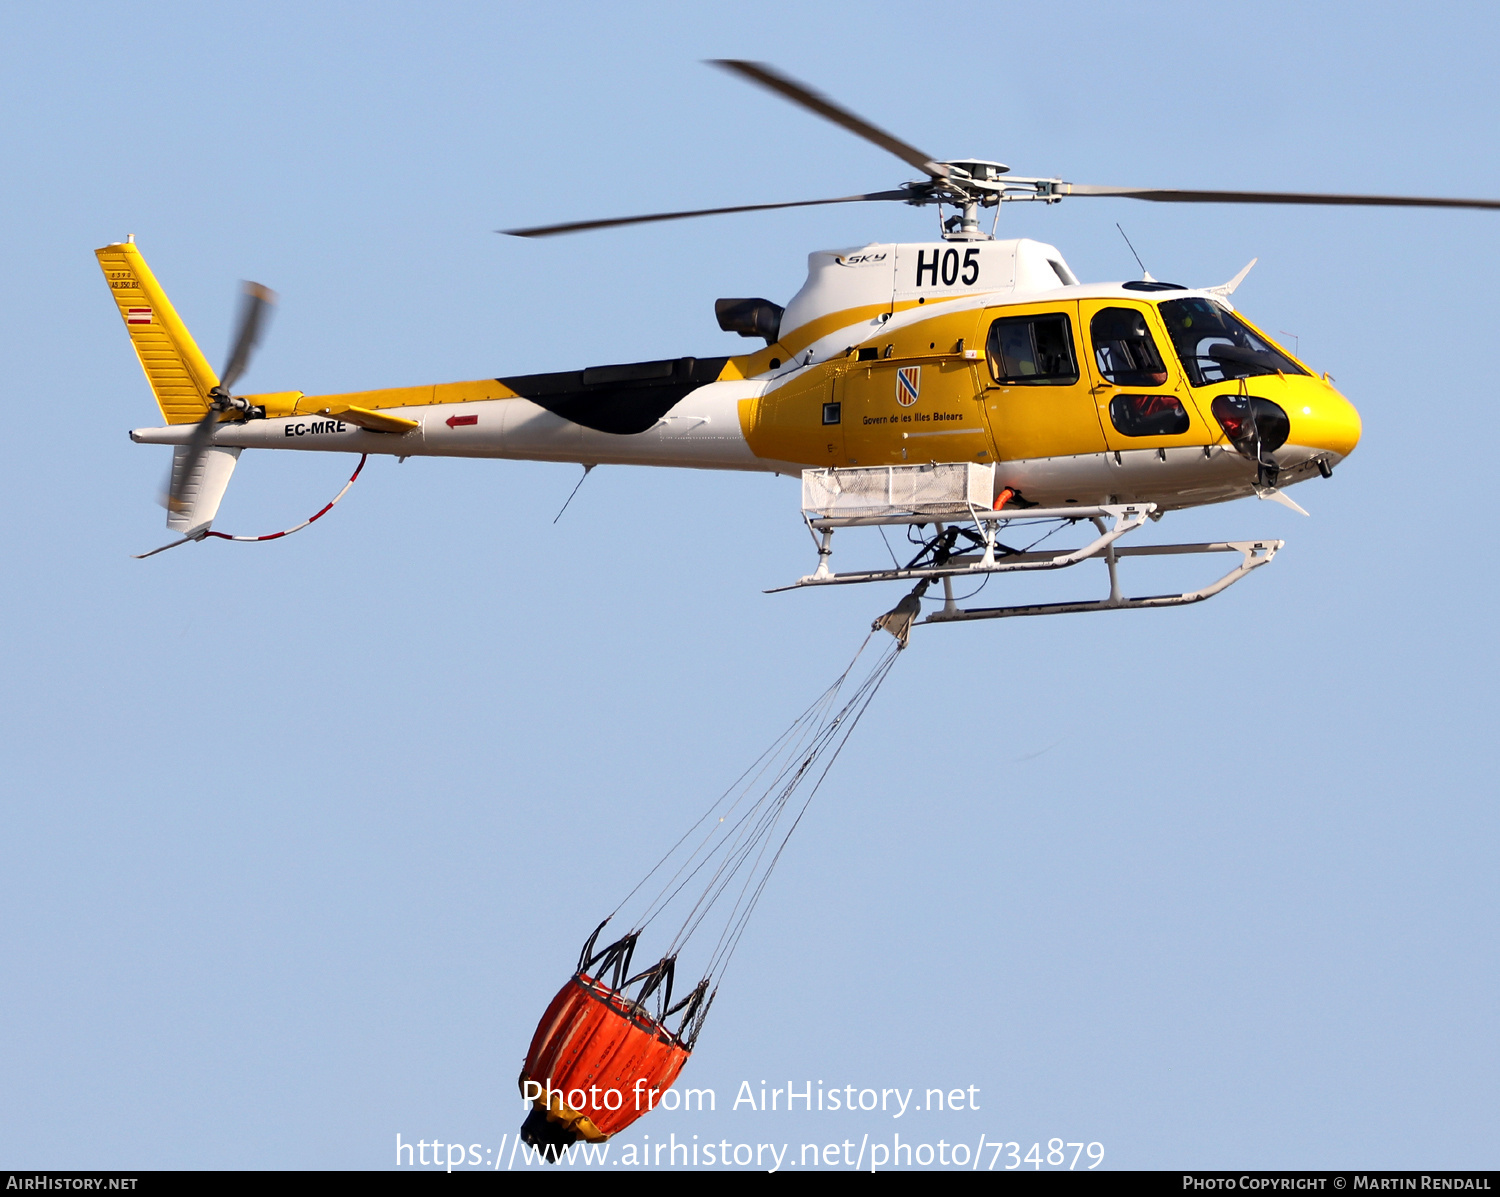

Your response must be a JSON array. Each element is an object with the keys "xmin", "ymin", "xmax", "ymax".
[{"xmin": 319, "ymin": 405, "xmax": 420, "ymax": 434}]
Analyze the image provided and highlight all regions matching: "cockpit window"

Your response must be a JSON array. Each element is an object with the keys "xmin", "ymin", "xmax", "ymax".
[
  {"xmin": 986, "ymin": 313, "xmax": 1079, "ymax": 386},
  {"xmin": 1089, "ymin": 307, "xmax": 1169, "ymax": 387},
  {"xmin": 1157, "ymin": 298, "xmax": 1306, "ymax": 385}
]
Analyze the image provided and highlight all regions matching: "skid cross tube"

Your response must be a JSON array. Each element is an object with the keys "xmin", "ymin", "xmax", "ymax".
[{"xmin": 774, "ymin": 504, "xmax": 1154, "ymax": 591}]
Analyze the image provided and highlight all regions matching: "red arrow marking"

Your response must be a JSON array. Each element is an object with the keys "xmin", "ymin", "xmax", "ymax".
[{"xmin": 446, "ymin": 414, "xmax": 478, "ymax": 428}]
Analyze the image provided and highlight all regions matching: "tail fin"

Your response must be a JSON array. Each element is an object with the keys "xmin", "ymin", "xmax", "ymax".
[
  {"xmin": 96, "ymin": 239, "xmax": 218, "ymax": 424},
  {"xmin": 167, "ymin": 444, "xmax": 242, "ymax": 538}
]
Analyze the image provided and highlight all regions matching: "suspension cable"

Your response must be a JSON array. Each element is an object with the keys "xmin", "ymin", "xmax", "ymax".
[{"xmin": 604, "ymin": 629, "xmax": 904, "ymax": 1005}]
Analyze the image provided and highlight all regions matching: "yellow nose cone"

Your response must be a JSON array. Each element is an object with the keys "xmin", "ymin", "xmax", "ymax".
[
  {"xmin": 1272, "ymin": 375, "xmax": 1362, "ymax": 461},
  {"xmin": 1301, "ymin": 379, "xmax": 1361, "ymax": 460}
]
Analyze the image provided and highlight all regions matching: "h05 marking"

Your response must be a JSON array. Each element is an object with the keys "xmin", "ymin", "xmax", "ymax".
[{"xmin": 915, "ymin": 247, "xmax": 980, "ymax": 287}]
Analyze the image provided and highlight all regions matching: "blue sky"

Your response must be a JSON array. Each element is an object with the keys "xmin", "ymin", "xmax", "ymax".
[{"xmin": 1, "ymin": 0, "xmax": 1496, "ymax": 1170}]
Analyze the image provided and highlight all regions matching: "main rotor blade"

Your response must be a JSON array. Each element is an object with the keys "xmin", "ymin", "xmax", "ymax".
[
  {"xmin": 709, "ymin": 59, "xmax": 947, "ymax": 180},
  {"xmin": 500, "ymin": 190, "xmax": 913, "ymax": 238},
  {"xmin": 218, "ymin": 281, "xmax": 277, "ymax": 394},
  {"xmin": 1065, "ymin": 183, "xmax": 1500, "ymax": 211}
]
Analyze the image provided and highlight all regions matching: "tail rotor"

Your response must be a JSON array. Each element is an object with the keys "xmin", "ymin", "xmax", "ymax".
[{"xmin": 163, "ymin": 281, "xmax": 276, "ymax": 515}]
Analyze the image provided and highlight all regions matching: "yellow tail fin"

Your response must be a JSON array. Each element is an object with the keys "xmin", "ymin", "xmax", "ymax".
[{"xmin": 96, "ymin": 239, "xmax": 218, "ymax": 425}]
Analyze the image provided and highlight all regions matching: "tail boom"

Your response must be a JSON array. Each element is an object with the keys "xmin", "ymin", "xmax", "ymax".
[{"xmin": 130, "ymin": 383, "xmax": 775, "ymax": 471}]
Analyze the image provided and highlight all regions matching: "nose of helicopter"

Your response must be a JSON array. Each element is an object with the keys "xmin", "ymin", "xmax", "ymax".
[
  {"xmin": 1204, "ymin": 373, "xmax": 1361, "ymax": 485},
  {"xmin": 1287, "ymin": 376, "xmax": 1362, "ymax": 464}
]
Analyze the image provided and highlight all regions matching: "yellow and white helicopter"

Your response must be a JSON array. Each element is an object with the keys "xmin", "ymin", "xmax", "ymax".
[{"xmin": 99, "ymin": 61, "xmax": 1500, "ymax": 627}]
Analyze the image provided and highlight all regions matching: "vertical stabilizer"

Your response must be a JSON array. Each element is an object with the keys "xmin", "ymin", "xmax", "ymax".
[
  {"xmin": 167, "ymin": 444, "xmax": 241, "ymax": 537},
  {"xmin": 96, "ymin": 240, "xmax": 219, "ymax": 424}
]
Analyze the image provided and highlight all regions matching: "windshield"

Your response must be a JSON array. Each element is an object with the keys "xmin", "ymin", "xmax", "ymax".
[{"xmin": 1157, "ymin": 298, "xmax": 1305, "ymax": 385}]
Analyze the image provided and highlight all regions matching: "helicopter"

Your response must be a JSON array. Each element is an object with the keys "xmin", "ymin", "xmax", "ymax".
[{"xmin": 98, "ymin": 61, "xmax": 1500, "ymax": 626}]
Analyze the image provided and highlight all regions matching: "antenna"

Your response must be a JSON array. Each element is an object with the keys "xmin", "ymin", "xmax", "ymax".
[
  {"xmin": 1116, "ymin": 223, "xmax": 1155, "ymax": 282},
  {"xmin": 553, "ymin": 463, "xmax": 595, "ymax": 523}
]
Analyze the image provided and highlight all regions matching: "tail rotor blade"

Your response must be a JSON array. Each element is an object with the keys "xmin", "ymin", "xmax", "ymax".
[{"xmin": 218, "ymin": 281, "xmax": 277, "ymax": 394}]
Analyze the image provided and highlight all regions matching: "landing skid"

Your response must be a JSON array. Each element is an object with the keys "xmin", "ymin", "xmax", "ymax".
[
  {"xmin": 774, "ymin": 471, "xmax": 1282, "ymax": 625},
  {"xmin": 921, "ymin": 536, "xmax": 1281, "ymax": 623}
]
